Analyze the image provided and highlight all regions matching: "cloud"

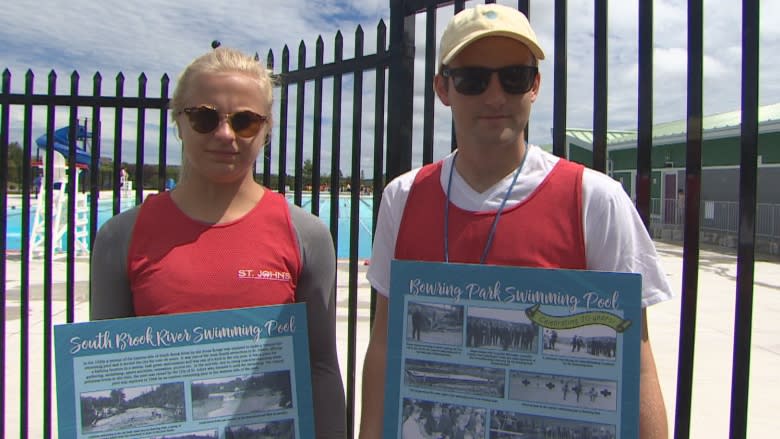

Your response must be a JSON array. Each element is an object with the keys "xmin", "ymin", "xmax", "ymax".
[{"xmin": 2, "ymin": 0, "xmax": 778, "ymax": 177}]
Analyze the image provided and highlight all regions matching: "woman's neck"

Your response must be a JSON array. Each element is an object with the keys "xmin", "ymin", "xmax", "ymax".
[{"xmin": 169, "ymin": 176, "xmax": 264, "ymax": 224}]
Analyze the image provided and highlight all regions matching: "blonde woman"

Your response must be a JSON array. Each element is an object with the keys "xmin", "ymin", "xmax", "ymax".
[{"xmin": 91, "ymin": 47, "xmax": 346, "ymax": 437}]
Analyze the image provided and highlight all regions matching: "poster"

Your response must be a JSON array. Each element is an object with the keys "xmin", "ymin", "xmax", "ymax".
[
  {"xmin": 54, "ymin": 304, "xmax": 313, "ymax": 439},
  {"xmin": 383, "ymin": 261, "xmax": 642, "ymax": 439}
]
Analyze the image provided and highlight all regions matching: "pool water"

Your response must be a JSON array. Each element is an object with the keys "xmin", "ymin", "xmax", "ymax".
[
  {"xmin": 292, "ymin": 194, "xmax": 374, "ymax": 259},
  {"xmin": 4, "ymin": 194, "xmax": 373, "ymax": 259},
  {"xmin": 4, "ymin": 197, "xmax": 136, "ymax": 254}
]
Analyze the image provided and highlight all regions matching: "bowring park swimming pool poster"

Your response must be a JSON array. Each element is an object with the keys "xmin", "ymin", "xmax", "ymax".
[{"xmin": 383, "ymin": 260, "xmax": 641, "ymax": 439}]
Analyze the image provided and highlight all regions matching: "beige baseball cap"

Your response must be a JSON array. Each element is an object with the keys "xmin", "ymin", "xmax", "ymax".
[{"xmin": 438, "ymin": 4, "xmax": 545, "ymax": 69}]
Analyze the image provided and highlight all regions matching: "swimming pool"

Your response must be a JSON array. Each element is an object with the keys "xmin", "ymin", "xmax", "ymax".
[
  {"xmin": 291, "ymin": 194, "xmax": 374, "ymax": 259},
  {"xmin": 4, "ymin": 196, "xmax": 136, "ymax": 254},
  {"xmin": 4, "ymin": 193, "xmax": 373, "ymax": 259}
]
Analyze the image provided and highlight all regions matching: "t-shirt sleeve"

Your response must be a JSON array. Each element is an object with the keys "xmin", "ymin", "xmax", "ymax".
[
  {"xmin": 90, "ymin": 207, "xmax": 140, "ymax": 320},
  {"xmin": 582, "ymin": 170, "xmax": 676, "ymax": 308},
  {"xmin": 288, "ymin": 205, "xmax": 347, "ymax": 438},
  {"xmin": 366, "ymin": 170, "xmax": 416, "ymax": 297}
]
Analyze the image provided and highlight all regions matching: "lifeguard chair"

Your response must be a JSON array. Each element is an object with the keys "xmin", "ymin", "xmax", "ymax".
[{"xmin": 30, "ymin": 151, "xmax": 90, "ymax": 258}]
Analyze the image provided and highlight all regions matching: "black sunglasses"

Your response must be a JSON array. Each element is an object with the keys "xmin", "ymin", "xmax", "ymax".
[
  {"xmin": 180, "ymin": 106, "xmax": 267, "ymax": 138},
  {"xmin": 441, "ymin": 65, "xmax": 538, "ymax": 96}
]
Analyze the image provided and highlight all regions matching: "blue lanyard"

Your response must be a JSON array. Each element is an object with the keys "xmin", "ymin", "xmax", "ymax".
[{"xmin": 444, "ymin": 149, "xmax": 528, "ymax": 264}]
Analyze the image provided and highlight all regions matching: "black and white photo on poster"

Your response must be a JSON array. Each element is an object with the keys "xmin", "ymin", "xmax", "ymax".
[
  {"xmin": 508, "ymin": 371, "xmax": 617, "ymax": 411},
  {"xmin": 400, "ymin": 398, "xmax": 486, "ymax": 439},
  {"xmin": 79, "ymin": 382, "xmax": 186, "ymax": 433},
  {"xmin": 466, "ymin": 306, "xmax": 538, "ymax": 353},
  {"xmin": 404, "ymin": 358, "xmax": 505, "ymax": 399},
  {"xmin": 406, "ymin": 301, "xmax": 464, "ymax": 345},
  {"xmin": 223, "ymin": 419, "xmax": 295, "ymax": 439},
  {"xmin": 542, "ymin": 323, "xmax": 618, "ymax": 360},
  {"xmin": 490, "ymin": 409, "xmax": 616, "ymax": 439},
  {"xmin": 191, "ymin": 370, "xmax": 292, "ymax": 420},
  {"xmin": 147, "ymin": 430, "xmax": 217, "ymax": 439}
]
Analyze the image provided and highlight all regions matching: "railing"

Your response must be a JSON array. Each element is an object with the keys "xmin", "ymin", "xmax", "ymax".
[
  {"xmin": 1, "ymin": 19, "xmax": 389, "ymax": 438},
  {"xmin": 650, "ymin": 198, "xmax": 780, "ymax": 241}
]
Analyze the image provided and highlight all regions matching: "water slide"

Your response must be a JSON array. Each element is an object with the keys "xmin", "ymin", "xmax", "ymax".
[{"xmin": 34, "ymin": 125, "xmax": 92, "ymax": 167}]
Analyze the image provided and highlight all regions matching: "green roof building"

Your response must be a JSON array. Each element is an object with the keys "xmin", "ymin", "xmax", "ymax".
[{"xmin": 564, "ymin": 103, "xmax": 780, "ymax": 253}]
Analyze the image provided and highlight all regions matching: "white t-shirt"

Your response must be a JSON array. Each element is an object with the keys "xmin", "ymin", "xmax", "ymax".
[{"xmin": 367, "ymin": 145, "xmax": 674, "ymax": 308}]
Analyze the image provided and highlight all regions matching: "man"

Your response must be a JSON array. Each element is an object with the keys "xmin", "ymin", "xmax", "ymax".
[
  {"xmin": 359, "ymin": 4, "xmax": 672, "ymax": 439},
  {"xmin": 402, "ymin": 404, "xmax": 427, "ymax": 439},
  {"xmin": 410, "ymin": 306, "xmax": 426, "ymax": 340},
  {"xmin": 426, "ymin": 403, "xmax": 453, "ymax": 438}
]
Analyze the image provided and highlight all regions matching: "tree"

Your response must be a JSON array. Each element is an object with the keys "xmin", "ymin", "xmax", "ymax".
[
  {"xmin": 109, "ymin": 389, "xmax": 126, "ymax": 407},
  {"xmin": 5, "ymin": 142, "xmax": 24, "ymax": 188},
  {"xmin": 303, "ymin": 159, "xmax": 314, "ymax": 186}
]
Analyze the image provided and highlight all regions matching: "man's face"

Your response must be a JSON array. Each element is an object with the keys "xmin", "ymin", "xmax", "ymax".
[{"xmin": 435, "ymin": 36, "xmax": 540, "ymax": 152}]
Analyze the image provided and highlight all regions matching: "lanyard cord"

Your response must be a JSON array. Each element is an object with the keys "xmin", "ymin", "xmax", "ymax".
[{"xmin": 444, "ymin": 148, "xmax": 528, "ymax": 264}]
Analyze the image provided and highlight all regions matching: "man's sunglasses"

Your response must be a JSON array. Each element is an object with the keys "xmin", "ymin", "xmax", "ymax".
[
  {"xmin": 180, "ymin": 106, "xmax": 267, "ymax": 138},
  {"xmin": 441, "ymin": 65, "xmax": 538, "ymax": 96}
]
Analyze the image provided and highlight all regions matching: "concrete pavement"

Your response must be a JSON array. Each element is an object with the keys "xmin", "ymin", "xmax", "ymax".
[{"xmin": 3, "ymin": 241, "xmax": 778, "ymax": 437}]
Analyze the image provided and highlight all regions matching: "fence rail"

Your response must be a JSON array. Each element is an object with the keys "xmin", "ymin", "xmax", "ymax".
[{"xmin": 651, "ymin": 198, "xmax": 780, "ymax": 240}]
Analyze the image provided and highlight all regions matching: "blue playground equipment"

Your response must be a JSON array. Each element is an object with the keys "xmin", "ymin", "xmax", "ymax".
[{"xmin": 35, "ymin": 125, "xmax": 92, "ymax": 166}]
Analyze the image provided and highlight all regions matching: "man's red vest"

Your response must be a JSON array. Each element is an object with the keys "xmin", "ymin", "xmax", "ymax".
[{"xmin": 395, "ymin": 159, "xmax": 587, "ymax": 269}]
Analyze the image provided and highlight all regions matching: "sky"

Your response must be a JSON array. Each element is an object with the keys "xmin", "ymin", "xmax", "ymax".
[{"xmin": 1, "ymin": 0, "xmax": 777, "ymax": 178}]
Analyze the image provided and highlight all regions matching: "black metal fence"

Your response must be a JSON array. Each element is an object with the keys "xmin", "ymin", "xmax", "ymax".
[{"xmin": 0, "ymin": 0, "xmax": 763, "ymax": 438}]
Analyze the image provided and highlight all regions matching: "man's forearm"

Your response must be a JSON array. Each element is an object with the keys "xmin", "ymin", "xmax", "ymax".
[
  {"xmin": 639, "ymin": 311, "xmax": 669, "ymax": 439},
  {"xmin": 358, "ymin": 342, "xmax": 386, "ymax": 438},
  {"xmin": 639, "ymin": 366, "xmax": 669, "ymax": 439}
]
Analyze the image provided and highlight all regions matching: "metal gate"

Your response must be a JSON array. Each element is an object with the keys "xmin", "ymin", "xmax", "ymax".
[{"xmin": 1, "ymin": 1, "xmax": 763, "ymax": 438}]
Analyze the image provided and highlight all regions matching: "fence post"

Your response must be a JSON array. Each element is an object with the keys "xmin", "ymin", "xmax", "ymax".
[{"xmin": 386, "ymin": 0, "xmax": 415, "ymax": 180}]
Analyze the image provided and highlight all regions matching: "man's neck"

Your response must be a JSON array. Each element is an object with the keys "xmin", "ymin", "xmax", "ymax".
[{"xmin": 454, "ymin": 142, "xmax": 528, "ymax": 193}]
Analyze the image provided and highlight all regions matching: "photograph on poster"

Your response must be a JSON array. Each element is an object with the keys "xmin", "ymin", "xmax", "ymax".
[
  {"xmin": 191, "ymin": 370, "xmax": 293, "ymax": 420},
  {"xmin": 508, "ymin": 371, "xmax": 618, "ymax": 411},
  {"xmin": 223, "ymin": 419, "xmax": 295, "ymax": 438},
  {"xmin": 466, "ymin": 306, "xmax": 538, "ymax": 353},
  {"xmin": 490, "ymin": 409, "xmax": 616, "ymax": 439},
  {"xmin": 400, "ymin": 398, "xmax": 487, "ymax": 439},
  {"xmin": 79, "ymin": 382, "xmax": 186, "ymax": 433},
  {"xmin": 406, "ymin": 301, "xmax": 464, "ymax": 345},
  {"xmin": 148, "ymin": 430, "xmax": 217, "ymax": 439},
  {"xmin": 404, "ymin": 358, "xmax": 505, "ymax": 398},
  {"xmin": 542, "ymin": 324, "xmax": 618, "ymax": 360}
]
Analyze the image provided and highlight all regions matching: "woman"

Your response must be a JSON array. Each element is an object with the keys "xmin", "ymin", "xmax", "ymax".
[{"xmin": 90, "ymin": 47, "xmax": 346, "ymax": 438}]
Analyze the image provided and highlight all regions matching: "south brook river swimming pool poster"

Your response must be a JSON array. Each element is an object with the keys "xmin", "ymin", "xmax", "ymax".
[
  {"xmin": 383, "ymin": 260, "xmax": 642, "ymax": 439},
  {"xmin": 54, "ymin": 304, "xmax": 313, "ymax": 439}
]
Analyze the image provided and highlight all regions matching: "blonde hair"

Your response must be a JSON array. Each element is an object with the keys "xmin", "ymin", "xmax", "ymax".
[
  {"xmin": 172, "ymin": 48, "xmax": 274, "ymax": 182},
  {"xmin": 170, "ymin": 47, "xmax": 274, "ymax": 125}
]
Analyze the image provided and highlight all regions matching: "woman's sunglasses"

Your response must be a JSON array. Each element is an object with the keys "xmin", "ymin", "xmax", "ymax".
[
  {"xmin": 441, "ymin": 65, "xmax": 538, "ymax": 96},
  {"xmin": 180, "ymin": 106, "xmax": 267, "ymax": 138}
]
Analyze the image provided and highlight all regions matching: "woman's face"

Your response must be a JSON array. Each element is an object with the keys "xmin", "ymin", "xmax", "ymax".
[{"xmin": 176, "ymin": 71, "xmax": 270, "ymax": 185}]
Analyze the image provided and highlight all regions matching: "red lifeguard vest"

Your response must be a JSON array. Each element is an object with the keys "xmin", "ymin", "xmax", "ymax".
[{"xmin": 395, "ymin": 159, "xmax": 586, "ymax": 269}]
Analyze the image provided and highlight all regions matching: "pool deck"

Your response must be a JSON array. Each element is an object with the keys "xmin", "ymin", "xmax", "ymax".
[{"xmin": 3, "ymin": 241, "xmax": 779, "ymax": 438}]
